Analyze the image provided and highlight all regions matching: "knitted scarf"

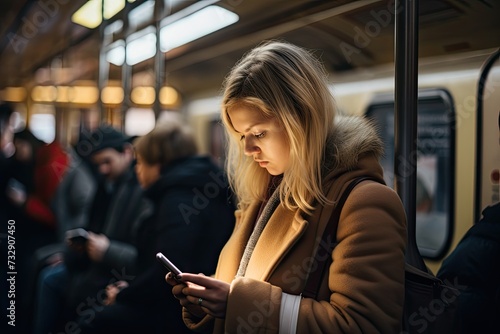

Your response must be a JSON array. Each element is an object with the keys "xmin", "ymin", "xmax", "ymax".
[{"xmin": 236, "ymin": 187, "xmax": 281, "ymax": 277}]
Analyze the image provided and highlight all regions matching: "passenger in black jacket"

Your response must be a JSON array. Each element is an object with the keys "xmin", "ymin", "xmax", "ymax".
[
  {"xmin": 33, "ymin": 125, "xmax": 150, "ymax": 334},
  {"xmin": 79, "ymin": 119, "xmax": 235, "ymax": 333},
  {"xmin": 437, "ymin": 202, "xmax": 500, "ymax": 334}
]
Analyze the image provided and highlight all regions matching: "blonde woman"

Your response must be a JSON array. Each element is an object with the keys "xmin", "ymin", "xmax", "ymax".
[{"xmin": 167, "ymin": 41, "xmax": 407, "ymax": 333}]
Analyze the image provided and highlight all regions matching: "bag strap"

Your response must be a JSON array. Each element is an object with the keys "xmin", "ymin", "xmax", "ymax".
[{"xmin": 302, "ymin": 176, "xmax": 381, "ymax": 299}]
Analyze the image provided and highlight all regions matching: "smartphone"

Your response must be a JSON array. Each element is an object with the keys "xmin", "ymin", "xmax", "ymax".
[
  {"xmin": 156, "ymin": 252, "xmax": 182, "ymax": 277},
  {"xmin": 7, "ymin": 178, "xmax": 26, "ymax": 193},
  {"xmin": 65, "ymin": 228, "xmax": 89, "ymax": 244}
]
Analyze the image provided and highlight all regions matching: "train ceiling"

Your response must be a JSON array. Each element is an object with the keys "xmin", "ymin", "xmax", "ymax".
[{"xmin": 0, "ymin": 0, "xmax": 499, "ymax": 98}]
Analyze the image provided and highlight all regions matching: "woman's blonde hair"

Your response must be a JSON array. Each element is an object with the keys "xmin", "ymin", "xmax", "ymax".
[
  {"xmin": 134, "ymin": 119, "xmax": 198, "ymax": 166},
  {"xmin": 221, "ymin": 40, "xmax": 336, "ymax": 214}
]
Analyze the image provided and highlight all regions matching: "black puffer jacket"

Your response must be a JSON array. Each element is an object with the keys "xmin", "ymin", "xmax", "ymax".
[
  {"xmin": 117, "ymin": 155, "xmax": 235, "ymax": 304},
  {"xmin": 437, "ymin": 202, "xmax": 500, "ymax": 334}
]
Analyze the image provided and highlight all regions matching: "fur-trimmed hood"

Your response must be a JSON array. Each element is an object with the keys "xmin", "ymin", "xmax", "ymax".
[{"xmin": 325, "ymin": 115, "xmax": 384, "ymax": 174}]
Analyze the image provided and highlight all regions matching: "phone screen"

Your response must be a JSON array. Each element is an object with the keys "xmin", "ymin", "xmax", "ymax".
[{"xmin": 65, "ymin": 228, "xmax": 89, "ymax": 245}]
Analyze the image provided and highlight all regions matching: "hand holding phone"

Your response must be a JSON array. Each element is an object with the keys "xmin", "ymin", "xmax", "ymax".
[
  {"xmin": 65, "ymin": 228, "xmax": 89, "ymax": 245},
  {"xmin": 6, "ymin": 178, "xmax": 27, "ymax": 206},
  {"xmin": 156, "ymin": 252, "xmax": 182, "ymax": 277}
]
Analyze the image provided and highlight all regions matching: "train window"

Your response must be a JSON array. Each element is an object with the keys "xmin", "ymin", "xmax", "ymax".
[{"xmin": 365, "ymin": 89, "xmax": 455, "ymax": 259}]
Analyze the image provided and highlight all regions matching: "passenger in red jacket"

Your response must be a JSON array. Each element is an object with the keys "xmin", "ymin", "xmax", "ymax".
[
  {"xmin": 5, "ymin": 128, "xmax": 69, "ymax": 332},
  {"xmin": 7, "ymin": 128, "xmax": 69, "ymax": 228}
]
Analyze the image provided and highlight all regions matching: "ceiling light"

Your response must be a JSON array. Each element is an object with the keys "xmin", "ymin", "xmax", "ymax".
[
  {"xmin": 56, "ymin": 86, "xmax": 71, "ymax": 103},
  {"xmin": 70, "ymin": 86, "xmax": 99, "ymax": 104},
  {"xmin": 1, "ymin": 87, "xmax": 27, "ymax": 102},
  {"xmin": 102, "ymin": 86, "xmax": 124, "ymax": 104},
  {"xmin": 72, "ymin": 0, "xmax": 101, "ymax": 29},
  {"xmin": 106, "ymin": 40, "xmax": 126, "ymax": 66},
  {"xmin": 160, "ymin": 5, "xmax": 239, "ymax": 52},
  {"xmin": 31, "ymin": 86, "xmax": 57, "ymax": 102},
  {"xmin": 159, "ymin": 86, "xmax": 179, "ymax": 106},
  {"xmin": 104, "ymin": 0, "xmax": 125, "ymax": 19},
  {"xmin": 126, "ymin": 27, "xmax": 156, "ymax": 65},
  {"xmin": 72, "ymin": 0, "xmax": 126, "ymax": 29},
  {"xmin": 129, "ymin": 1, "xmax": 155, "ymax": 29},
  {"xmin": 131, "ymin": 86, "xmax": 155, "ymax": 105}
]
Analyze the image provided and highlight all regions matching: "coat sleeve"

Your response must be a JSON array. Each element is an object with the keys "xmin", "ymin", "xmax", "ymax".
[
  {"xmin": 223, "ymin": 182, "xmax": 407, "ymax": 334},
  {"xmin": 25, "ymin": 144, "xmax": 69, "ymax": 228}
]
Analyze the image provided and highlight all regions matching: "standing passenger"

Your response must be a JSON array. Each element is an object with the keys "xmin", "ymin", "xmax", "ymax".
[
  {"xmin": 437, "ymin": 112, "xmax": 500, "ymax": 333},
  {"xmin": 79, "ymin": 119, "xmax": 235, "ymax": 333},
  {"xmin": 166, "ymin": 40, "xmax": 407, "ymax": 333}
]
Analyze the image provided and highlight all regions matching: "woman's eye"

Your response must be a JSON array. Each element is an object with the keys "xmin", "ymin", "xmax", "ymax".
[
  {"xmin": 240, "ymin": 135, "xmax": 245, "ymax": 141},
  {"xmin": 255, "ymin": 132, "xmax": 265, "ymax": 138}
]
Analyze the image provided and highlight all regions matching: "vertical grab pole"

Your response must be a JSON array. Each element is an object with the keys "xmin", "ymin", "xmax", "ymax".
[
  {"xmin": 153, "ymin": 0, "xmax": 165, "ymax": 121},
  {"xmin": 394, "ymin": 0, "xmax": 426, "ymax": 270},
  {"xmin": 98, "ymin": 0, "xmax": 108, "ymax": 124},
  {"xmin": 121, "ymin": 3, "xmax": 132, "ymax": 131}
]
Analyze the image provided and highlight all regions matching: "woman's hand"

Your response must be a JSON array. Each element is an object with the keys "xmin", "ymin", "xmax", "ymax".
[{"xmin": 165, "ymin": 272, "xmax": 230, "ymax": 319}]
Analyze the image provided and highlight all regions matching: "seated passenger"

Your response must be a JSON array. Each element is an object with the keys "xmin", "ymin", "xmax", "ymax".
[
  {"xmin": 78, "ymin": 119, "xmax": 235, "ymax": 333},
  {"xmin": 33, "ymin": 140, "xmax": 98, "ymax": 272},
  {"xmin": 33, "ymin": 125, "xmax": 150, "ymax": 334},
  {"xmin": 7, "ymin": 128, "xmax": 69, "ymax": 237},
  {"xmin": 6, "ymin": 127, "xmax": 69, "ymax": 331}
]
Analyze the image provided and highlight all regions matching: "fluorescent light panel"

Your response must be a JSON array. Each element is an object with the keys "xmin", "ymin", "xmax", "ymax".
[
  {"xmin": 160, "ymin": 5, "xmax": 239, "ymax": 52},
  {"xmin": 106, "ymin": 40, "xmax": 126, "ymax": 66},
  {"xmin": 105, "ymin": 4, "xmax": 239, "ymax": 66},
  {"xmin": 128, "ymin": 1, "xmax": 155, "ymax": 28},
  {"xmin": 72, "ymin": 0, "xmax": 130, "ymax": 29},
  {"xmin": 72, "ymin": 0, "xmax": 101, "ymax": 29},
  {"xmin": 126, "ymin": 30, "xmax": 156, "ymax": 65}
]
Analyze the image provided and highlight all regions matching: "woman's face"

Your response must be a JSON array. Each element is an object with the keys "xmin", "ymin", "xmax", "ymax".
[
  {"xmin": 228, "ymin": 105, "xmax": 290, "ymax": 175},
  {"xmin": 135, "ymin": 154, "xmax": 161, "ymax": 189}
]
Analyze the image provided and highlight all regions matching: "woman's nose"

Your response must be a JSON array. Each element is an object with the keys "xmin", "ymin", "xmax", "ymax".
[{"xmin": 243, "ymin": 137, "xmax": 260, "ymax": 156}]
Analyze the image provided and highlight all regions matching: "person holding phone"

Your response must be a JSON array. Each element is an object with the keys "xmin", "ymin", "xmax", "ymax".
[
  {"xmin": 33, "ymin": 125, "xmax": 147, "ymax": 334},
  {"xmin": 166, "ymin": 41, "xmax": 407, "ymax": 333},
  {"xmin": 78, "ymin": 118, "xmax": 235, "ymax": 333}
]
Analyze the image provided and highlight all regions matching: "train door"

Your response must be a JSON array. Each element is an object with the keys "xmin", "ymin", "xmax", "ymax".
[
  {"xmin": 365, "ymin": 89, "xmax": 456, "ymax": 261},
  {"xmin": 475, "ymin": 50, "xmax": 500, "ymax": 221}
]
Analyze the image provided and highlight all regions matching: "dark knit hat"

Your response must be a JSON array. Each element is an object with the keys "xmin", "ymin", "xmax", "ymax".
[
  {"xmin": 14, "ymin": 128, "xmax": 44, "ymax": 148},
  {"xmin": 0, "ymin": 103, "xmax": 14, "ymax": 123},
  {"xmin": 82, "ymin": 125, "xmax": 133, "ymax": 155}
]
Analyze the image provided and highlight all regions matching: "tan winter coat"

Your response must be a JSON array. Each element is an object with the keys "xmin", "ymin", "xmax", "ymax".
[{"xmin": 184, "ymin": 116, "xmax": 407, "ymax": 333}]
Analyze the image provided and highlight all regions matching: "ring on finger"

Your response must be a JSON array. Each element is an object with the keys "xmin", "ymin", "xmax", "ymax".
[{"xmin": 197, "ymin": 297, "xmax": 203, "ymax": 306}]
